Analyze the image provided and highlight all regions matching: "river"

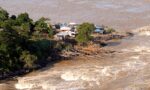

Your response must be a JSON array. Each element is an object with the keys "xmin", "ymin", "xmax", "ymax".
[
  {"xmin": 10, "ymin": 26, "xmax": 150, "ymax": 90},
  {"xmin": 1, "ymin": 0, "xmax": 150, "ymax": 90},
  {"xmin": 1, "ymin": 26, "xmax": 150, "ymax": 90},
  {"xmin": 0, "ymin": 0, "xmax": 150, "ymax": 31}
]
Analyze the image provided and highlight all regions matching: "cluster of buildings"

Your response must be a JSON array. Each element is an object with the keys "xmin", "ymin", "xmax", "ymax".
[{"xmin": 53, "ymin": 22, "xmax": 104, "ymax": 40}]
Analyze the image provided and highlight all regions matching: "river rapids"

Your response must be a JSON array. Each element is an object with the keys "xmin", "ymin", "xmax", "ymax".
[{"xmin": 10, "ymin": 26, "xmax": 150, "ymax": 90}]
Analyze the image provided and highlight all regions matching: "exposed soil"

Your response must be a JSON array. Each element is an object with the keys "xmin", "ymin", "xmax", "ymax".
[{"xmin": 13, "ymin": 27, "xmax": 150, "ymax": 90}]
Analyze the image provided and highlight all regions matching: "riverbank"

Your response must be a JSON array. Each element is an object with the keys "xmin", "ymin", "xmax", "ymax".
[
  {"xmin": 14, "ymin": 26, "xmax": 150, "ymax": 90},
  {"xmin": 0, "ymin": 31, "xmax": 130, "ymax": 82},
  {"xmin": 0, "ymin": 34, "xmax": 124, "ymax": 90}
]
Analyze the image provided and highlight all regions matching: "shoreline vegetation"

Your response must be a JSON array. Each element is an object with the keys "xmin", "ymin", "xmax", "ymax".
[{"xmin": 0, "ymin": 7, "xmax": 132, "ymax": 80}]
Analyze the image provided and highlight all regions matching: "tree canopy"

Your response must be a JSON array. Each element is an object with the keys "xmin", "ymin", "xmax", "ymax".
[
  {"xmin": 75, "ymin": 22, "xmax": 95, "ymax": 44},
  {"xmin": 17, "ymin": 13, "xmax": 32, "ymax": 24},
  {"xmin": 0, "ymin": 8, "xmax": 54, "ymax": 75},
  {"xmin": 34, "ymin": 17, "xmax": 53, "ymax": 37},
  {"xmin": 0, "ymin": 7, "xmax": 9, "ymax": 21}
]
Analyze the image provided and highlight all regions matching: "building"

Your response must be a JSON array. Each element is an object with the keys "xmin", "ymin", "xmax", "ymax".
[
  {"xmin": 94, "ymin": 25, "xmax": 104, "ymax": 34},
  {"xmin": 60, "ymin": 26, "xmax": 71, "ymax": 31},
  {"xmin": 54, "ymin": 22, "xmax": 78, "ymax": 40},
  {"xmin": 54, "ymin": 30, "xmax": 76, "ymax": 40}
]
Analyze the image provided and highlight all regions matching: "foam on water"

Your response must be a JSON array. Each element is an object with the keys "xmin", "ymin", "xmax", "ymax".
[
  {"xmin": 133, "ymin": 26, "xmax": 150, "ymax": 36},
  {"xmin": 61, "ymin": 60, "xmax": 146, "ymax": 81},
  {"xmin": 15, "ymin": 58, "xmax": 147, "ymax": 90},
  {"xmin": 15, "ymin": 32, "xmax": 150, "ymax": 90},
  {"xmin": 121, "ymin": 26, "xmax": 150, "ymax": 53},
  {"xmin": 14, "ymin": 25, "xmax": 150, "ymax": 90},
  {"xmin": 124, "ymin": 46, "xmax": 150, "ymax": 53},
  {"xmin": 122, "ymin": 46, "xmax": 150, "ymax": 53}
]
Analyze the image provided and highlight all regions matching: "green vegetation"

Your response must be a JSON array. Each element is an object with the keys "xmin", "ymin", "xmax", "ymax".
[
  {"xmin": 34, "ymin": 17, "xmax": 53, "ymax": 37},
  {"xmin": 0, "ymin": 8, "xmax": 55, "ymax": 76},
  {"xmin": 104, "ymin": 27, "xmax": 116, "ymax": 34},
  {"xmin": 0, "ymin": 7, "xmax": 8, "ymax": 21},
  {"xmin": 75, "ymin": 22, "xmax": 95, "ymax": 45},
  {"xmin": 31, "ymin": 17, "xmax": 53, "ymax": 39},
  {"xmin": 0, "ymin": 7, "xmax": 117, "ymax": 78}
]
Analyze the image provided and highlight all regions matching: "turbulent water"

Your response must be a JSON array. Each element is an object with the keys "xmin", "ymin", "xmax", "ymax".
[
  {"xmin": 1, "ymin": 0, "xmax": 150, "ymax": 90},
  {"xmin": 0, "ymin": 0, "xmax": 150, "ymax": 30},
  {"xmin": 1, "ymin": 26, "xmax": 146, "ymax": 90}
]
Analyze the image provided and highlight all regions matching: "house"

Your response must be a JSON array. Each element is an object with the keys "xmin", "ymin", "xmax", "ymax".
[
  {"xmin": 68, "ymin": 22, "xmax": 78, "ymax": 32},
  {"xmin": 94, "ymin": 25, "xmax": 104, "ymax": 34},
  {"xmin": 54, "ymin": 30, "xmax": 76, "ymax": 40},
  {"xmin": 54, "ymin": 22, "xmax": 78, "ymax": 40},
  {"xmin": 68, "ymin": 22, "xmax": 78, "ymax": 27},
  {"xmin": 60, "ymin": 26, "xmax": 71, "ymax": 31}
]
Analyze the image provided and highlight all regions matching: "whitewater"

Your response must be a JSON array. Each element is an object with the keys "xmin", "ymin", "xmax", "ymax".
[
  {"xmin": 13, "ymin": 26, "xmax": 150, "ymax": 90},
  {"xmin": 1, "ymin": 0, "xmax": 150, "ymax": 90}
]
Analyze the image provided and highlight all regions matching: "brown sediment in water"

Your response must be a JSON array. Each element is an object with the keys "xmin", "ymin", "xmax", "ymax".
[
  {"xmin": 13, "ymin": 27, "xmax": 150, "ymax": 90},
  {"xmin": 0, "ymin": 80, "xmax": 16, "ymax": 90},
  {"xmin": 1, "ymin": 0, "xmax": 150, "ymax": 89},
  {"xmin": 0, "ymin": 0, "xmax": 150, "ymax": 31}
]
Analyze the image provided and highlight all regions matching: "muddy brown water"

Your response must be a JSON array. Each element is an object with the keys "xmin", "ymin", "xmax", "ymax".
[
  {"xmin": 1, "ymin": 0, "xmax": 150, "ymax": 90},
  {"xmin": 0, "ymin": 0, "xmax": 150, "ymax": 31},
  {"xmin": 1, "ymin": 28, "xmax": 150, "ymax": 90},
  {"xmin": 13, "ymin": 31, "xmax": 150, "ymax": 90}
]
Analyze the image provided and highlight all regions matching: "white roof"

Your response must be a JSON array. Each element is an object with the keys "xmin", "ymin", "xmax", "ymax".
[
  {"xmin": 60, "ymin": 26, "xmax": 71, "ymax": 30},
  {"xmin": 69, "ymin": 22, "xmax": 77, "ymax": 25},
  {"xmin": 56, "ymin": 30, "xmax": 76, "ymax": 36}
]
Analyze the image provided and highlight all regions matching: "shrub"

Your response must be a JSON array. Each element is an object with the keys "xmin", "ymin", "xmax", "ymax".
[
  {"xmin": 0, "ymin": 7, "xmax": 9, "ymax": 21},
  {"xmin": 20, "ymin": 51, "xmax": 37, "ymax": 69},
  {"xmin": 75, "ymin": 22, "xmax": 95, "ymax": 45},
  {"xmin": 104, "ymin": 28, "xmax": 116, "ymax": 34}
]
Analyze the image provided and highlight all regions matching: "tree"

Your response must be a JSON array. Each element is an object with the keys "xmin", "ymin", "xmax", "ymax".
[
  {"xmin": 1, "ymin": 19, "xmax": 18, "ymax": 28},
  {"xmin": 0, "ymin": 8, "xmax": 56, "ymax": 76},
  {"xmin": 14, "ymin": 13, "xmax": 34, "ymax": 37},
  {"xmin": 20, "ymin": 22, "xmax": 32, "ymax": 37},
  {"xmin": 104, "ymin": 27, "xmax": 116, "ymax": 34},
  {"xmin": 10, "ymin": 15, "xmax": 16, "ymax": 20},
  {"xmin": 75, "ymin": 22, "xmax": 95, "ymax": 44},
  {"xmin": 20, "ymin": 51, "xmax": 37, "ymax": 69},
  {"xmin": 0, "ymin": 7, "xmax": 9, "ymax": 21},
  {"xmin": 0, "ymin": 28, "xmax": 23, "ymax": 72},
  {"xmin": 34, "ymin": 17, "xmax": 53, "ymax": 36},
  {"xmin": 0, "ymin": 7, "xmax": 9, "ymax": 28},
  {"xmin": 17, "ymin": 13, "xmax": 32, "ymax": 25}
]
